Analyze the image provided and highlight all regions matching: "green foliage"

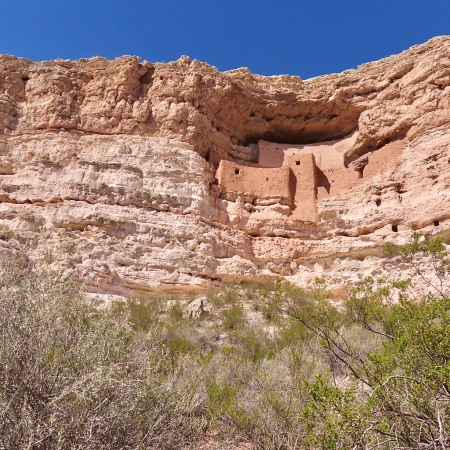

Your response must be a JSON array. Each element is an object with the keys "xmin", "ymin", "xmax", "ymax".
[
  {"xmin": 380, "ymin": 241, "xmax": 401, "ymax": 257},
  {"xmin": 400, "ymin": 232, "xmax": 450, "ymax": 298},
  {"xmin": 2, "ymin": 231, "xmax": 450, "ymax": 449},
  {"xmin": 302, "ymin": 375, "xmax": 371, "ymax": 449},
  {"xmin": 167, "ymin": 300, "xmax": 183, "ymax": 322},
  {"xmin": 0, "ymin": 258, "xmax": 205, "ymax": 449},
  {"xmin": 206, "ymin": 378, "xmax": 239, "ymax": 421},
  {"xmin": 221, "ymin": 304, "xmax": 245, "ymax": 330},
  {"xmin": 112, "ymin": 291, "xmax": 162, "ymax": 331},
  {"xmin": 229, "ymin": 327, "xmax": 277, "ymax": 364},
  {"xmin": 281, "ymin": 233, "xmax": 450, "ymax": 448},
  {"xmin": 207, "ymin": 282, "xmax": 240, "ymax": 308}
]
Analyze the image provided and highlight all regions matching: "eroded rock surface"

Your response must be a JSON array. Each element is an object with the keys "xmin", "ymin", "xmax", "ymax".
[{"xmin": 1, "ymin": 36, "xmax": 450, "ymax": 296}]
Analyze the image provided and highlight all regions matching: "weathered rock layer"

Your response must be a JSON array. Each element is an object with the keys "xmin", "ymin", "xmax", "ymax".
[{"xmin": 1, "ymin": 36, "xmax": 450, "ymax": 296}]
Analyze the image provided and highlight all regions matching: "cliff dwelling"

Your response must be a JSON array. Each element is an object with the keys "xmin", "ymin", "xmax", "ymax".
[
  {"xmin": 0, "ymin": 35, "xmax": 447, "ymax": 297},
  {"xmin": 215, "ymin": 133, "xmax": 362, "ymax": 222}
]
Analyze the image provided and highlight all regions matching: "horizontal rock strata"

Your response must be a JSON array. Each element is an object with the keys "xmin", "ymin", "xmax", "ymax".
[{"xmin": 1, "ymin": 36, "xmax": 450, "ymax": 296}]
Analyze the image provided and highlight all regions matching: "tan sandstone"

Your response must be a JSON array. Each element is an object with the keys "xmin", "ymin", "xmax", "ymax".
[{"xmin": 1, "ymin": 36, "xmax": 450, "ymax": 296}]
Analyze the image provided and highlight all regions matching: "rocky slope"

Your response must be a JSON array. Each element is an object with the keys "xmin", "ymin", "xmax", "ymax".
[{"xmin": 1, "ymin": 36, "xmax": 450, "ymax": 297}]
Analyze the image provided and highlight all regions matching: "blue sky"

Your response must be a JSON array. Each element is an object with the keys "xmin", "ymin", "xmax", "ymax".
[{"xmin": 1, "ymin": 0, "xmax": 449, "ymax": 79}]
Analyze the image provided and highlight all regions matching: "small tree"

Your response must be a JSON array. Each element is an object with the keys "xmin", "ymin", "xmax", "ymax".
[{"xmin": 277, "ymin": 233, "xmax": 450, "ymax": 449}]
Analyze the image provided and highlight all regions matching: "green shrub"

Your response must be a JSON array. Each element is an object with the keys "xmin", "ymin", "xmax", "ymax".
[
  {"xmin": 112, "ymin": 291, "xmax": 162, "ymax": 331},
  {"xmin": 380, "ymin": 241, "xmax": 401, "ymax": 257},
  {"xmin": 2, "ymin": 231, "xmax": 450, "ymax": 449},
  {"xmin": 277, "ymin": 233, "xmax": 450, "ymax": 449},
  {"xmin": 0, "ymin": 257, "xmax": 206, "ymax": 449},
  {"xmin": 229, "ymin": 327, "xmax": 277, "ymax": 364},
  {"xmin": 209, "ymin": 282, "xmax": 240, "ymax": 308},
  {"xmin": 206, "ymin": 378, "xmax": 239, "ymax": 422},
  {"xmin": 221, "ymin": 304, "xmax": 245, "ymax": 330},
  {"xmin": 167, "ymin": 300, "xmax": 183, "ymax": 322}
]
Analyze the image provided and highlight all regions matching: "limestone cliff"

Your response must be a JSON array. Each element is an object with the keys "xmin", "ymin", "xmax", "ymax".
[{"xmin": 1, "ymin": 36, "xmax": 450, "ymax": 296}]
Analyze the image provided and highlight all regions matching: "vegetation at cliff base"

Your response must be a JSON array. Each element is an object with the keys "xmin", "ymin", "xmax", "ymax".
[{"xmin": 1, "ymin": 233, "xmax": 449, "ymax": 449}]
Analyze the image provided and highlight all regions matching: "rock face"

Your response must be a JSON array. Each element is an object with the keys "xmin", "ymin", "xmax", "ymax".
[
  {"xmin": 1, "ymin": 36, "xmax": 450, "ymax": 296},
  {"xmin": 186, "ymin": 297, "xmax": 205, "ymax": 320}
]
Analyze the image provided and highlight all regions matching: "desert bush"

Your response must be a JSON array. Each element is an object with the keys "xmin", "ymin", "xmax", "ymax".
[
  {"xmin": 205, "ymin": 335, "xmax": 311, "ymax": 449},
  {"xmin": 0, "ymin": 257, "xmax": 206, "ymax": 449},
  {"xmin": 237, "ymin": 328, "xmax": 276, "ymax": 364},
  {"xmin": 1, "ymin": 232, "xmax": 449, "ymax": 449},
  {"xmin": 209, "ymin": 233, "xmax": 450, "ymax": 449},
  {"xmin": 380, "ymin": 241, "xmax": 401, "ymax": 257},
  {"xmin": 276, "ymin": 233, "xmax": 450, "ymax": 449},
  {"xmin": 167, "ymin": 299, "xmax": 184, "ymax": 321},
  {"xmin": 221, "ymin": 304, "xmax": 246, "ymax": 330},
  {"xmin": 207, "ymin": 282, "xmax": 241, "ymax": 308},
  {"xmin": 112, "ymin": 290, "xmax": 162, "ymax": 330}
]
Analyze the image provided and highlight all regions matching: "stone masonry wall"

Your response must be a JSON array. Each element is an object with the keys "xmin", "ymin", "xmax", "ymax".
[
  {"xmin": 217, "ymin": 160, "xmax": 292, "ymax": 204},
  {"xmin": 217, "ymin": 151, "xmax": 317, "ymax": 221}
]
